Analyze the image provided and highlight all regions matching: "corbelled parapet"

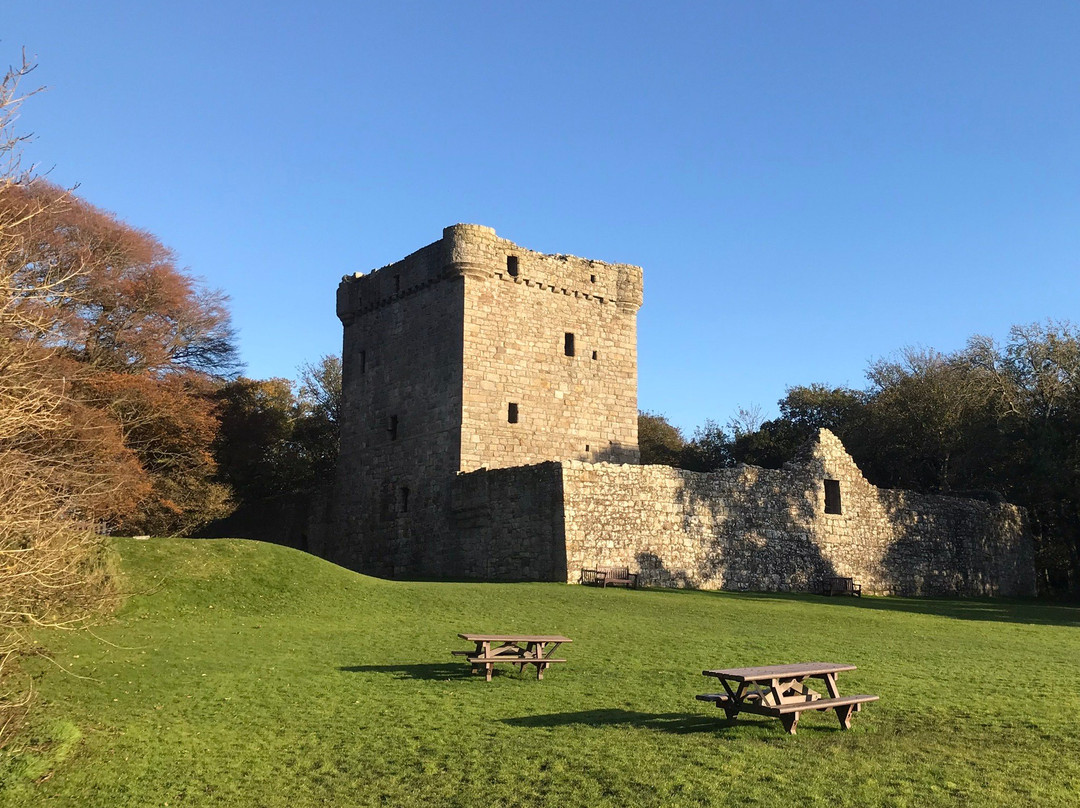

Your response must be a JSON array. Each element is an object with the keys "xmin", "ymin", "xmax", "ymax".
[{"xmin": 337, "ymin": 224, "xmax": 644, "ymax": 325}]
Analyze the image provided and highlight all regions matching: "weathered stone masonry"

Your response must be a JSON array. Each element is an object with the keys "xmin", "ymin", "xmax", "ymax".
[
  {"xmin": 333, "ymin": 224, "xmax": 641, "ymax": 578},
  {"xmin": 333, "ymin": 225, "xmax": 1037, "ymax": 596}
]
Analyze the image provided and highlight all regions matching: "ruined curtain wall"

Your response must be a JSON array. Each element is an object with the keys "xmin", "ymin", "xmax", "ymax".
[
  {"xmin": 561, "ymin": 462, "xmax": 837, "ymax": 591},
  {"xmin": 875, "ymin": 489, "xmax": 1035, "ymax": 596},
  {"xmin": 560, "ymin": 458, "xmax": 1036, "ymax": 597}
]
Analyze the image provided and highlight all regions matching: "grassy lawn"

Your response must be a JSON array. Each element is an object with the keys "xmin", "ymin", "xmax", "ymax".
[{"xmin": 3, "ymin": 537, "xmax": 1080, "ymax": 807}]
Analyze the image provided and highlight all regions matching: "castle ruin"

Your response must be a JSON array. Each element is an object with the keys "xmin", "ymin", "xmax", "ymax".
[{"xmin": 330, "ymin": 224, "xmax": 1036, "ymax": 596}]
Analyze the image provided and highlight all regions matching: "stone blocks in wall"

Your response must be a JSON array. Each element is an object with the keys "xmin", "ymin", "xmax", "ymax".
[{"xmin": 560, "ymin": 430, "xmax": 1036, "ymax": 597}]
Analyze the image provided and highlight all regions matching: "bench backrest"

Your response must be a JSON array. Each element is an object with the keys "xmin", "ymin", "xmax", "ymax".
[
  {"xmin": 604, "ymin": 567, "xmax": 631, "ymax": 580},
  {"xmin": 580, "ymin": 569, "xmax": 603, "ymax": 585},
  {"xmin": 829, "ymin": 577, "xmax": 855, "ymax": 594}
]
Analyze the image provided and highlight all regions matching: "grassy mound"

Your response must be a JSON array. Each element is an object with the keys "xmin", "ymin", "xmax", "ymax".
[{"xmin": 3, "ymin": 537, "xmax": 1080, "ymax": 806}]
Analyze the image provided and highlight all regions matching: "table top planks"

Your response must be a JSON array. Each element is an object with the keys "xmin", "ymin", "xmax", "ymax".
[
  {"xmin": 703, "ymin": 662, "xmax": 857, "ymax": 682},
  {"xmin": 458, "ymin": 634, "xmax": 572, "ymax": 644}
]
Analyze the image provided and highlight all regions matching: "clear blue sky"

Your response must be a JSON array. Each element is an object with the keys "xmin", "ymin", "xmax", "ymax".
[{"xmin": 6, "ymin": 1, "xmax": 1079, "ymax": 434}]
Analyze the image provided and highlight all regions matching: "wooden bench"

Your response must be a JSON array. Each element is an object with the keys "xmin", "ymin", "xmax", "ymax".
[
  {"xmin": 821, "ymin": 576, "xmax": 862, "ymax": 597},
  {"xmin": 580, "ymin": 567, "xmax": 639, "ymax": 589}
]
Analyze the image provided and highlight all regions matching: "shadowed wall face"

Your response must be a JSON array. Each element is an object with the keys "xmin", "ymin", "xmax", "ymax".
[{"xmin": 334, "ymin": 240, "xmax": 465, "ymax": 577}]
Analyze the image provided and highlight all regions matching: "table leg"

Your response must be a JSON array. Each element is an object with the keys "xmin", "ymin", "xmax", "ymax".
[
  {"xmin": 719, "ymin": 678, "xmax": 741, "ymax": 720},
  {"xmin": 780, "ymin": 713, "xmax": 799, "ymax": 734},
  {"xmin": 532, "ymin": 642, "xmax": 549, "ymax": 680},
  {"xmin": 835, "ymin": 703, "xmax": 855, "ymax": 729}
]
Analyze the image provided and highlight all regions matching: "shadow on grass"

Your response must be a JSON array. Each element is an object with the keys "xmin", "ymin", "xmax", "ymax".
[
  {"xmin": 635, "ymin": 586, "xmax": 1080, "ymax": 627},
  {"xmin": 503, "ymin": 709, "xmax": 717, "ymax": 734},
  {"xmin": 725, "ymin": 591, "xmax": 1080, "ymax": 627},
  {"xmin": 339, "ymin": 663, "xmax": 473, "ymax": 680},
  {"xmin": 502, "ymin": 709, "xmax": 828, "ymax": 735}
]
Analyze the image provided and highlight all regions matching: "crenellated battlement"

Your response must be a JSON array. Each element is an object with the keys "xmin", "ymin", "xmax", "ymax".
[{"xmin": 336, "ymin": 224, "xmax": 644, "ymax": 323}]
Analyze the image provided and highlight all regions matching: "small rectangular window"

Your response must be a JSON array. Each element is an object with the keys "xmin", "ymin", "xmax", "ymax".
[
  {"xmin": 394, "ymin": 275, "xmax": 401, "ymax": 292},
  {"xmin": 400, "ymin": 486, "xmax": 410, "ymax": 513},
  {"xmin": 389, "ymin": 415, "xmax": 398, "ymax": 441},
  {"xmin": 824, "ymin": 479, "xmax": 842, "ymax": 514},
  {"xmin": 506, "ymin": 255, "xmax": 519, "ymax": 277},
  {"xmin": 592, "ymin": 350, "xmax": 598, "ymax": 360},
  {"xmin": 564, "ymin": 333, "xmax": 575, "ymax": 357},
  {"xmin": 508, "ymin": 403, "xmax": 519, "ymax": 424},
  {"xmin": 360, "ymin": 350, "xmax": 367, "ymax": 373},
  {"xmin": 590, "ymin": 274, "xmax": 596, "ymax": 283}
]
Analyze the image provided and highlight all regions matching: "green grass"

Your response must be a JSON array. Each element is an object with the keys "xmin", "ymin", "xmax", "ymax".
[{"xmin": 4, "ymin": 537, "xmax": 1080, "ymax": 806}]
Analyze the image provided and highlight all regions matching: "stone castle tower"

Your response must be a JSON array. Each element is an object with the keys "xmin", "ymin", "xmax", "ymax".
[{"xmin": 333, "ymin": 224, "xmax": 644, "ymax": 577}]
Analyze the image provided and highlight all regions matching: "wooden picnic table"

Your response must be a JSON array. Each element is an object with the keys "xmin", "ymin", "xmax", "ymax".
[
  {"xmin": 453, "ymin": 634, "xmax": 571, "ymax": 681},
  {"xmin": 697, "ymin": 662, "xmax": 878, "ymax": 734}
]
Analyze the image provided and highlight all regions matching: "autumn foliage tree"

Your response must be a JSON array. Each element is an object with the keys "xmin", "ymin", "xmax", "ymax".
[
  {"xmin": 0, "ymin": 53, "xmax": 132, "ymax": 741},
  {"xmin": 1, "ymin": 177, "xmax": 239, "ymax": 535}
]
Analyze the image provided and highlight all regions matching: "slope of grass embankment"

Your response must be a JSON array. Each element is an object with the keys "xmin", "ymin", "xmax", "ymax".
[{"xmin": 3, "ymin": 537, "xmax": 1080, "ymax": 806}]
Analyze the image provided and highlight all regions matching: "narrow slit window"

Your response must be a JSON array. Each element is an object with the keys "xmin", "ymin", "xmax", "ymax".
[
  {"xmin": 585, "ymin": 444, "xmax": 590, "ymax": 452},
  {"xmin": 400, "ymin": 486, "xmax": 410, "ymax": 513},
  {"xmin": 394, "ymin": 275, "xmax": 401, "ymax": 292},
  {"xmin": 389, "ymin": 415, "xmax": 398, "ymax": 441},
  {"xmin": 590, "ymin": 274, "xmax": 596, "ymax": 283},
  {"xmin": 564, "ymin": 333, "xmax": 575, "ymax": 357},
  {"xmin": 506, "ymin": 255, "xmax": 519, "ymax": 277},
  {"xmin": 508, "ymin": 403, "xmax": 519, "ymax": 424},
  {"xmin": 824, "ymin": 479, "xmax": 842, "ymax": 514},
  {"xmin": 360, "ymin": 350, "xmax": 367, "ymax": 373},
  {"xmin": 592, "ymin": 350, "xmax": 598, "ymax": 360}
]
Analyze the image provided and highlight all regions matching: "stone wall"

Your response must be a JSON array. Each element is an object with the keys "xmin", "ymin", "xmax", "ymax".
[{"xmin": 454, "ymin": 429, "xmax": 1036, "ymax": 596}]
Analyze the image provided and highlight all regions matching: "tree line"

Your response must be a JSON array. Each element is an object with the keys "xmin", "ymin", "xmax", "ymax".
[{"xmin": 640, "ymin": 325, "xmax": 1080, "ymax": 594}]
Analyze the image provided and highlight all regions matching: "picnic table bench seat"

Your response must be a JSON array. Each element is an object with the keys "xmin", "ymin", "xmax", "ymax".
[{"xmin": 697, "ymin": 691, "xmax": 878, "ymax": 732}]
